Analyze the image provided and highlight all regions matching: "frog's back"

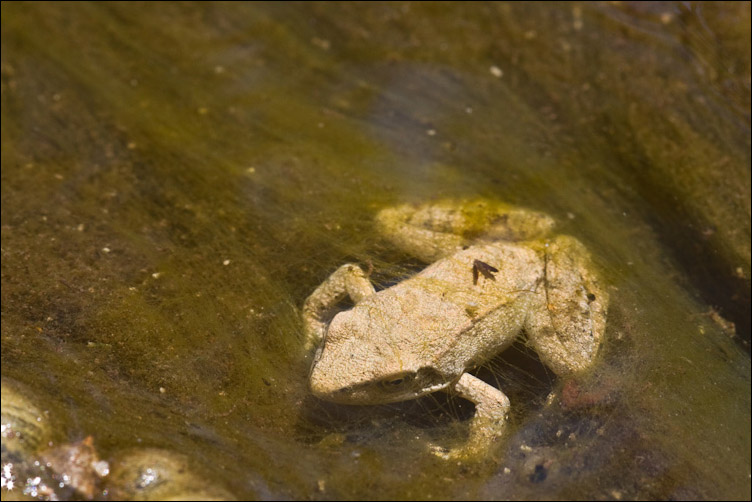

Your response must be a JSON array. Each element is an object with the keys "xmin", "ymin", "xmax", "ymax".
[
  {"xmin": 413, "ymin": 242, "xmax": 542, "ymax": 315},
  {"xmin": 351, "ymin": 242, "xmax": 542, "ymax": 373}
]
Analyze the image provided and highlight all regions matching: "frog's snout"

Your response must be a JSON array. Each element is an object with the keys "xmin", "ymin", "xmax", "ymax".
[
  {"xmin": 309, "ymin": 356, "xmax": 352, "ymax": 400},
  {"xmin": 308, "ymin": 364, "xmax": 332, "ymax": 398}
]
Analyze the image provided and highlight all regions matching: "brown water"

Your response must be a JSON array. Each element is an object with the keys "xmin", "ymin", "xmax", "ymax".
[{"xmin": 2, "ymin": 2, "xmax": 750, "ymax": 500}]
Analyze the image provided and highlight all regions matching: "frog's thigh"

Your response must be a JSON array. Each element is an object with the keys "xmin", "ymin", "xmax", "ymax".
[
  {"xmin": 525, "ymin": 236, "xmax": 608, "ymax": 375},
  {"xmin": 447, "ymin": 373, "xmax": 511, "ymax": 457},
  {"xmin": 375, "ymin": 200, "xmax": 556, "ymax": 262},
  {"xmin": 302, "ymin": 264, "xmax": 375, "ymax": 350},
  {"xmin": 375, "ymin": 204, "xmax": 465, "ymax": 262}
]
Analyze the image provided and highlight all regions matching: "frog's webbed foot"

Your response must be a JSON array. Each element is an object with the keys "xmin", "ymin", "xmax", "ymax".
[
  {"xmin": 430, "ymin": 373, "xmax": 510, "ymax": 461},
  {"xmin": 302, "ymin": 264, "xmax": 375, "ymax": 352},
  {"xmin": 375, "ymin": 199, "xmax": 556, "ymax": 263},
  {"xmin": 525, "ymin": 235, "xmax": 609, "ymax": 375}
]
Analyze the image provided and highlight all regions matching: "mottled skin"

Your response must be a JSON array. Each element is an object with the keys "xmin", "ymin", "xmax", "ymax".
[{"xmin": 303, "ymin": 199, "xmax": 608, "ymax": 459}]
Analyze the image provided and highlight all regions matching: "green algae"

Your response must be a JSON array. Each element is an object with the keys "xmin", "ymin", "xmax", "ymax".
[{"xmin": 2, "ymin": 2, "xmax": 749, "ymax": 500}]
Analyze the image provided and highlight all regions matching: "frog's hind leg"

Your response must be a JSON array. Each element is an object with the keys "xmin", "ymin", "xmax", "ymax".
[
  {"xmin": 302, "ymin": 264, "xmax": 376, "ymax": 351},
  {"xmin": 375, "ymin": 199, "xmax": 555, "ymax": 263},
  {"xmin": 524, "ymin": 236, "xmax": 608, "ymax": 375},
  {"xmin": 375, "ymin": 204, "xmax": 466, "ymax": 263},
  {"xmin": 433, "ymin": 373, "xmax": 511, "ymax": 460}
]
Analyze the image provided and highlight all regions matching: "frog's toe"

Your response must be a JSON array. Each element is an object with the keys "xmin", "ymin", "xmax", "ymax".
[
  {"xmin": 428, "ymin": 443, "xmax": 452, "ymax": 460},
  {"xmin": 429, "ymin": 442, "xmax": 487, "ymax": 462}
]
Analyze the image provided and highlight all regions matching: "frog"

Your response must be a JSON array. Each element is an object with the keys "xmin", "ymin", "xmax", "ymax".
[{"xmin": 302, "ymin": 199, "xmax": 608, "ymax": 459}]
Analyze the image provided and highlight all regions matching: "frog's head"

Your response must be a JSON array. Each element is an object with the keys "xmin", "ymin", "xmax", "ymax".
[{"xmin": 309, "ymin": 310, "xmax": 451, "ymax": 405}]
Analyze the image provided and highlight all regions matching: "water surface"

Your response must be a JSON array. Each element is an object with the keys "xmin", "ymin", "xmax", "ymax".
[{"xmin": 2, "ymin": 2, "xmax": 749, "ymax": 500}]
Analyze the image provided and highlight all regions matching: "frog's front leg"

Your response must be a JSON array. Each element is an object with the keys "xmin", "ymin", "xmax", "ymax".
[
  {"xmin": 302, "ymin": 264, "xmax": 376, "ymax": 351},
  {"xmin": 375, "ymin": 199, "xmax": 555, "ymax": 263},
  {"xmin": 433, "ymin": 373, "xmax": 511, "ymax": 460}
]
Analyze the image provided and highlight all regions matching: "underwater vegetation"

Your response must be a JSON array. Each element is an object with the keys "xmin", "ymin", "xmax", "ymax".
[{"xmin": 2, "ymin": 2, "xmax": 749, "ymax": 500}]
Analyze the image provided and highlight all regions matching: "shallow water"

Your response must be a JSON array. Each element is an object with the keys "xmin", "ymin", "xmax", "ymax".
[{"xmin": 2, "ymin": 2, "xmax": 750, "ymax": 500}]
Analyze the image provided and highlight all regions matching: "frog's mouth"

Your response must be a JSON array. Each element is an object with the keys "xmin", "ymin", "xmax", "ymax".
[{"xmin": 310, "ymin": 365, "xmax": 450, "ymax": 405}]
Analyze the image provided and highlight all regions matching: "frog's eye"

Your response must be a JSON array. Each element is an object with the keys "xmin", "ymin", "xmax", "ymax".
[{"xmin": 379, "ymin": 373, "xmax": 414, "ymax": 390}]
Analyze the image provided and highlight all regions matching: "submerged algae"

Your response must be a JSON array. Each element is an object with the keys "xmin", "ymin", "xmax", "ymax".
[{"xmin": 2, "ymin": 1, "xmax": 749, "ymax": 500}]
